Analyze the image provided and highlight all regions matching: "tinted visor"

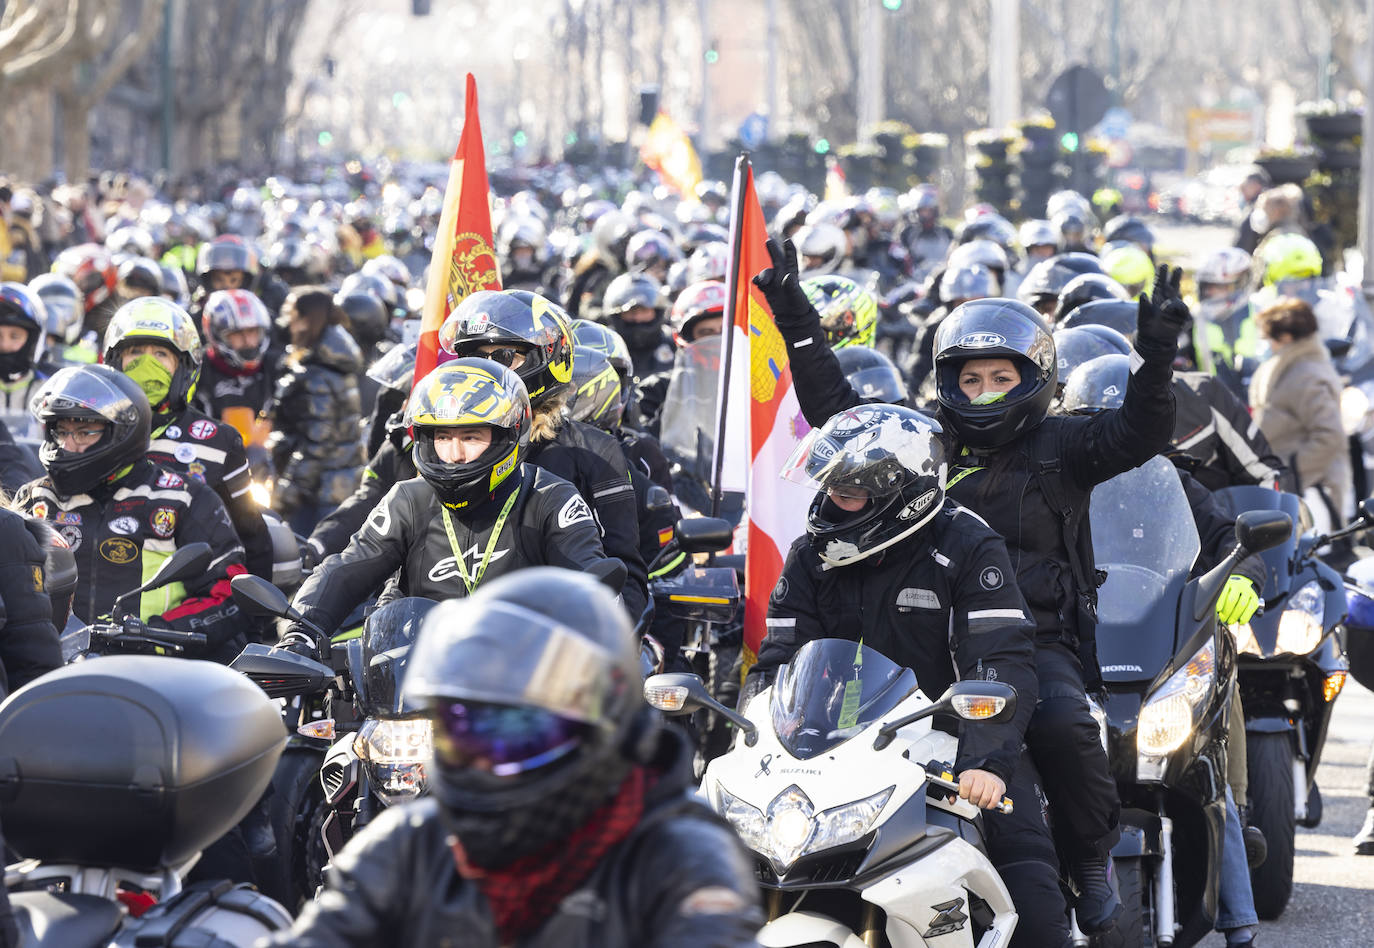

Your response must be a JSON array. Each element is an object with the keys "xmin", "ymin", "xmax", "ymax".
[{"xmin": 433, "ymin": 701, "xmax": 587, "ymax": 777}]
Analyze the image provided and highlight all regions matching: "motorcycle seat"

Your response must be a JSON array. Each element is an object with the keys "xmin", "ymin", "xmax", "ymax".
[{"xmin": 12, "ymin": 891, "xmax": 123, "ymax": 948}]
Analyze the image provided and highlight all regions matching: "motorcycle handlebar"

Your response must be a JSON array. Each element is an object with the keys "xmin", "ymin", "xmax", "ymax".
[{"xmin": 924, "ymin": 768, "xmax": 1014, "ymax": 815}]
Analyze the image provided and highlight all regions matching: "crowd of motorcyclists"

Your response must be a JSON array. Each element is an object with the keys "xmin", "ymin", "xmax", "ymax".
[{"xmin": 0, "ymin": 156, "xmax": 1371, "ymax": 948}]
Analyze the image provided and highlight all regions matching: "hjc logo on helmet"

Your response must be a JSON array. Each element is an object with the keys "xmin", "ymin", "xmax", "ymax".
[{"xmin": 956, "ymin": 332, "xmax": 1006, "ymax": 349}]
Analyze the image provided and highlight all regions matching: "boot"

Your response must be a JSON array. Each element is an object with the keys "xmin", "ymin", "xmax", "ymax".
[
  {"xmin": 1356, "ymin": 805, "xmax": 1374, "ymax": 856},
  {"xmin": 1071, "ymin": 853, "xmax": 1123, "ymax": 934},
  {"xmin": 1236, "ymin": 804, "xmax": 1267, "ymax": 868}
]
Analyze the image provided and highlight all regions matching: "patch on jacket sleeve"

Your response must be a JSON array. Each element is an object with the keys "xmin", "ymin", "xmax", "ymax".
[{"xmin": 558, "ymin": 494, "xmax": 594, "ymax": 528}]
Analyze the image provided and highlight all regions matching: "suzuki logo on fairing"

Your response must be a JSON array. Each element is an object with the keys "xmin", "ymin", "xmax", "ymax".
[{"xmin": 924, "ymin": 898, "xmax": 968, "ymax": 937}]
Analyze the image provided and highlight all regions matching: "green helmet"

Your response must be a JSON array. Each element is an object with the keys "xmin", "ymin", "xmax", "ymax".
[
  {"xmin": 1259, "ymin": 232, "xmax": 1323, "ymax": 287},
  {"xmin": 801, "ymin": 274, "xmax": 878, "ymax": 349},
  {"xmin": 1101, "ymin": 244, "xmax": 1154, "ymax": 297}
]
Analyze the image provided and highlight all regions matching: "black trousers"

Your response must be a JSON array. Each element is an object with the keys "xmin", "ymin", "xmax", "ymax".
[
  {"xmin": 1024, "ymin": 640, "xmax": 1122, "ymax": 860},
  {"xmin": 983, "ymin": 754, "xmax": 1073, "ymax": 948}
]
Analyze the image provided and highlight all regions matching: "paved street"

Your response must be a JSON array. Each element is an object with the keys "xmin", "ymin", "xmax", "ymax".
[{"xmin": 1197, "ymin": 678, "xmax": 1374, "ymax": 946}]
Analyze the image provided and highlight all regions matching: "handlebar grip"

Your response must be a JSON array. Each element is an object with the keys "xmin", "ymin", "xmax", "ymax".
[{"xmin": 926, "ymin": 769, "xmax": 1014, "ymax": 815}]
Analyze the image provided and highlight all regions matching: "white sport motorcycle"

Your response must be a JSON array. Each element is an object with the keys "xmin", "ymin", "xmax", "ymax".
[{"xmin": 646, "ymin": 638, "xmax": 1021, "ymax": 948}]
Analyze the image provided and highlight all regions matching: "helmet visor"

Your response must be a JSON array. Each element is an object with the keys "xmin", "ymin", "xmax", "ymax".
[
  {"xmin": 780, "ymin": 411, "xmax": 936, "ymax": 498},
  {"xmin": 31, "ymin": 366, "xmax": 141, "ymax": 427},
  {"xmin": 432, "ymin": 701, "xmax": 588, "ymax": 777}
]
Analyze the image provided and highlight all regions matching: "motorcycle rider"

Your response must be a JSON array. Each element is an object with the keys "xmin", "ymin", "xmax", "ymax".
[
  {"xmin": 196, "ymin": 288, "xmax": 278, "ymax": 428},
  {"xmin": 753, "ymin": 238, "xmax": 1190, "ymax": 935},
  {"xmin": 280, "ymin": 359, "xmax": 610, "ymax": 652},
  {"xmin": 898, "ymin": 184, "xmax": 954, "ymax": 269},
  {"xmin": 747, "ymin": 403, "xmax": 1068, "ymax": 948},
  {"xmin": 30, "ymin": 273, "xmax": 95, "ymax": 366},
  {"xmin": 0, "ymin": 282, "xmax": 50, "ymax": 444},
  {"xmin": 602, "ymin": 271, "xmax": 674, "ymax": 379},
  {"xmin": 14, "ymin": 365, "xmax": 248, "ymax": 661},
  {"xmin": 629, "ymin": 280, "xmax": 727, "ymax": 438},
  {"xmin": 102, "ymin": 297, "xmax": 274, "ymax": 580},
  {"xmin": 270, "ymin": 567, "xmax": 762, "ymax": 947}
]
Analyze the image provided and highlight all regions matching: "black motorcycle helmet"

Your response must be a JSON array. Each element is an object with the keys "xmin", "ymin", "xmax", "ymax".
[
  {"xmin": 336, "ymin": 288, "xmax": 391, "ymax": 350},
  {"xmin": 602, "ymin": 272, "xmax": 665, "ymax": 351},
  {"xmin": 438, "ymin": 290, "xmax": 574, "ymax": 403},
  {"xmin": 565, "ymin": 345, "xmax": 624, "ymax": 431},
  {"xmin": 0, "ymin": 283, "xmax": 47, "ymax": 381},
  {"xmin": 31, "ymin": 364, "xmax": 152, "ymax": 497},
  {"xmin": 402, "ymin": 567, "xmax": 647, "ymax": 867},
  {"xmin": 1058, "ymin": 298, "xmax": 1139, "ymax": 338},
  {"xmin": 1054, "ymin": 272, "xmax": 1129, "ymax": 323},
  {"xmin": 263, "ymin": 238, "xmax": 314, "ymax": 286},
  {"xmin": 1101, "ymin": 215, "xmax": 1157, "ymax": 257},
  {"xmin": 1052, "ymin": 325, "xmax": 1131, "ymax": 385},
  {"xmin": 405, "ymin": 358, "xmax": 532, "ymax": 510},
  {"xmin": 781, "ymin": 404, "xmax": 947, "ymax": 566},
  {"xmin": 1016, "ymin": 253, "xmax": 1105, "ymax": 315},
  {"xmin": 933, "ymin": 298, "xmax": 1057, "ymax": 449},
  {"xmin": 835, "ymin": 345, "xmax": 909, "ymax": 405},
  {"xmin": 1060, "ymin": 353, "xmax": 1131, "ymax": 414}
]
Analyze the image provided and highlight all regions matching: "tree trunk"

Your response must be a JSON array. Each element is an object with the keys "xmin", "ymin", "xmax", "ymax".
[{"xmin": 58, "ymin": 84, "xmax": 89, "ymax": 183}]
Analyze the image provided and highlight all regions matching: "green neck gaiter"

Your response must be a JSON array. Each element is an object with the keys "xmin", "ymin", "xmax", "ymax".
[{"xmin": 124, "ymin": 354, "xmax": 175, "ymax": 409}]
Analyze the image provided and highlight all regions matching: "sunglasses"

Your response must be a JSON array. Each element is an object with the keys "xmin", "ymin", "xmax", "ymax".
[{"xmin": 432, "ymin": 701, "xmax": 586, "ymax": 778}]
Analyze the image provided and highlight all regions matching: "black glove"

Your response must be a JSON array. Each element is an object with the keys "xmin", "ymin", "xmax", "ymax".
[
  {"xmin": 277, "ymin": 625, "xmax": 323, "ymax": 661},
  {"xmin": 753, "ymin": 238, "xmax": 815, "ymax": 330},
  {"xmin": 1134, "ymin": 263, "xmax": 1190, "ymax": 362}
]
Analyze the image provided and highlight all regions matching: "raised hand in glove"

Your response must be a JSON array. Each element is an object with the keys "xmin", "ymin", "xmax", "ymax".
[
  {"xmin": 1134, "ymin": 263, "xmax": 1190, "ymax": 362},
  {"xmin": 753, "ymin": 238, "xmax": 815, "ymax": 330},
  {"xmin": 1217, "ymin": 574, "xmax": 1261, "ymax": 625}
]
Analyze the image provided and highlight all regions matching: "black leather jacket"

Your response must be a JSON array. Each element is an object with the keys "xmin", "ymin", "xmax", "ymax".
[{"xmin": 267, "ymin": 728, "xmax": 763, "ymax": 948}]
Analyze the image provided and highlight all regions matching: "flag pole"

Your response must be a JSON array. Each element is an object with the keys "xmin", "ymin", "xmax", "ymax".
[{"xmin": 711, "ymin": 152, "xmax": 751, "ymax": 518}]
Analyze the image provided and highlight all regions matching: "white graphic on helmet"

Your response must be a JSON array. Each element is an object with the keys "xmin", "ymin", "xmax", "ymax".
[{"xmin": 955, "ymin": 332, "xmax": 1006, "ymax": 349}]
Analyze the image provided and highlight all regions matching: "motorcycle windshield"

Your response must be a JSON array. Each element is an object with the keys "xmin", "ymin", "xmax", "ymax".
[
  {"xmin": 352, "ymin": 597, "xmax": 437, "ymax": 716},
  {"xmin": 659, "ymin": 336, "xmax": 722, "ymax": 488},
  {"xmin": 1212, "ymin": 486, "xmax": 1303, "ymax": 599},
  {"xmin": 769, "ymin": 639, "xmax": 918, "ymax": 760},
  {"xmin": 1091, "ymin": 456, "xmax": 1200, "ymax": 682}
]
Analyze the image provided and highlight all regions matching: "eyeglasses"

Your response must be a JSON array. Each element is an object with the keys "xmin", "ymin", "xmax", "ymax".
[
  {"xmin": 474, "ymin": 346, "xmax": 529, "ymax": 368},
  {"xmin": 52, "ymin": 426, "xmax": 105, "ymax": 447},
  {"xmin": 431, "ymin": 701, "xmax": 585, "ymax": 778}
]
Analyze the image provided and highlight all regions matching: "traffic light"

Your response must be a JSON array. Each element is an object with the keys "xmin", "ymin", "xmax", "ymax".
[
  {"xmin": 512, "ymin": 130, "xmax": 528, "ymax": 148},
  {"xmin": 704, "ymin": 47, "xmax": 719, "ymax": 65},
  {"xmin": 814, "ymin": 138, "xmax": 831, "ymax": 154},
  {"xmin": 1060, "ymin": 131, "xmax": 1079, "ymax": 152},
  {"xmin": 317, "ymin": 131, "xmax": 334, "ymax": 147},
  {"xmin": 882, "ymin": 0, "xmax": 903, "ymax": 10}
]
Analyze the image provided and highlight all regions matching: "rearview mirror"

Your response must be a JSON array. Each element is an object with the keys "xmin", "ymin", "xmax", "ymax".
[
  {"xmin": 644, "ymin": 671, "xmax": 758, "ymax": 746},
  {"xmin": 645, "ymin": 485, "xmax": 674, "ymax": 513},
  {"xmin": 146, "ymin": 542, "xmax": 213, "ymax": 591},
  {"xmin": 230, "ymin": 573, "xmax": 297, "ymax": 620},
  {"xmin": 676, "ymin": 517, "xmax": 734, "ymax": 555},
  {"xmin": 1359, "ymin": 497, "xmax": 1374, "ymax": 524},
  {"xmin": 1235, "ymin": 510, "xmax": 1293, "ymax": 555}
]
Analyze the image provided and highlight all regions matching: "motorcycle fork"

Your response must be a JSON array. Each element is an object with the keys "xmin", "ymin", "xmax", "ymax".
[
  {"xmin": 1155, "ymin": 813, "xmax": 1176, "ymax": 946},
  {"xmin": 859, "ymin": 902, "xmax": 882, "ymax": 947},
  {"xmin": 765, "ymin": 888, "xmax": 784, "ymax": 921}
]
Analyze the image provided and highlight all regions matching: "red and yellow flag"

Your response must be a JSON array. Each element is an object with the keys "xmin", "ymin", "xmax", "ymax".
[
  {"xmin": 716, "ymin": 156, "xmax": 815, "ymax": 674},
  {"xmin": 640, "ymin": 112, "xmax": 703, "ymax": 199},
  {"xmin": 414, "ymin": 73, "xmax": 502, "ymax": 393}
]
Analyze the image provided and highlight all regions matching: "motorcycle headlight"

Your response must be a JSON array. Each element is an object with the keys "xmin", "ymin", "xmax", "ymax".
[
  {"xmin": 1276, "ymin": 581, "xmax": 1324, "ymax": 656},
  {"xmin": 716, "ymin": 783, "xmax": 893, "ymax": 872},
  {"xmin": 355, "ymin": 717, "xmax": 431, "ymax": 806},
  {"xmin": 1137, "ymin": 638, "xmax": 1215, "ymax": 757}
]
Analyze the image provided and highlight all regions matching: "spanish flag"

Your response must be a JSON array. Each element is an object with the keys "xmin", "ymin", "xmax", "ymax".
[
  {"xmin": 415, "ymin": 73, "xmax": 502, "ymax": 393},
  {"xmin": 715, "ymin": 155, "xmax": 815, "ymax": 676},
  {"xmin": 640, "ymin": 112, "xmax": 703, "ymax": 199}
]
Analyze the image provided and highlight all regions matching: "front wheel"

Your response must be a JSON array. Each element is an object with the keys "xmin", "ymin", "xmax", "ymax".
[
  {"xmin": 1089, "ymin": 856, "xmax": 1150, "ymax": 948},
  {"xmin": 1246, "ymin": 731, "xmax": 1296, "ymax": 918},
  {"xmin": 269, "ymin": 747, "xmax": 328, "ymax": 910}
]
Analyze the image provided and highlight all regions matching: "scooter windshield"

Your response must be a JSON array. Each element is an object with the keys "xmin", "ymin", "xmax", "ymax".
[
  {"xmin": 769, "ymin": 639, "xmax": 918, "ymax": 760},
  {"xmin": 1091, "ymin": 456, "xmax": 1200, "ymax": 681}
]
